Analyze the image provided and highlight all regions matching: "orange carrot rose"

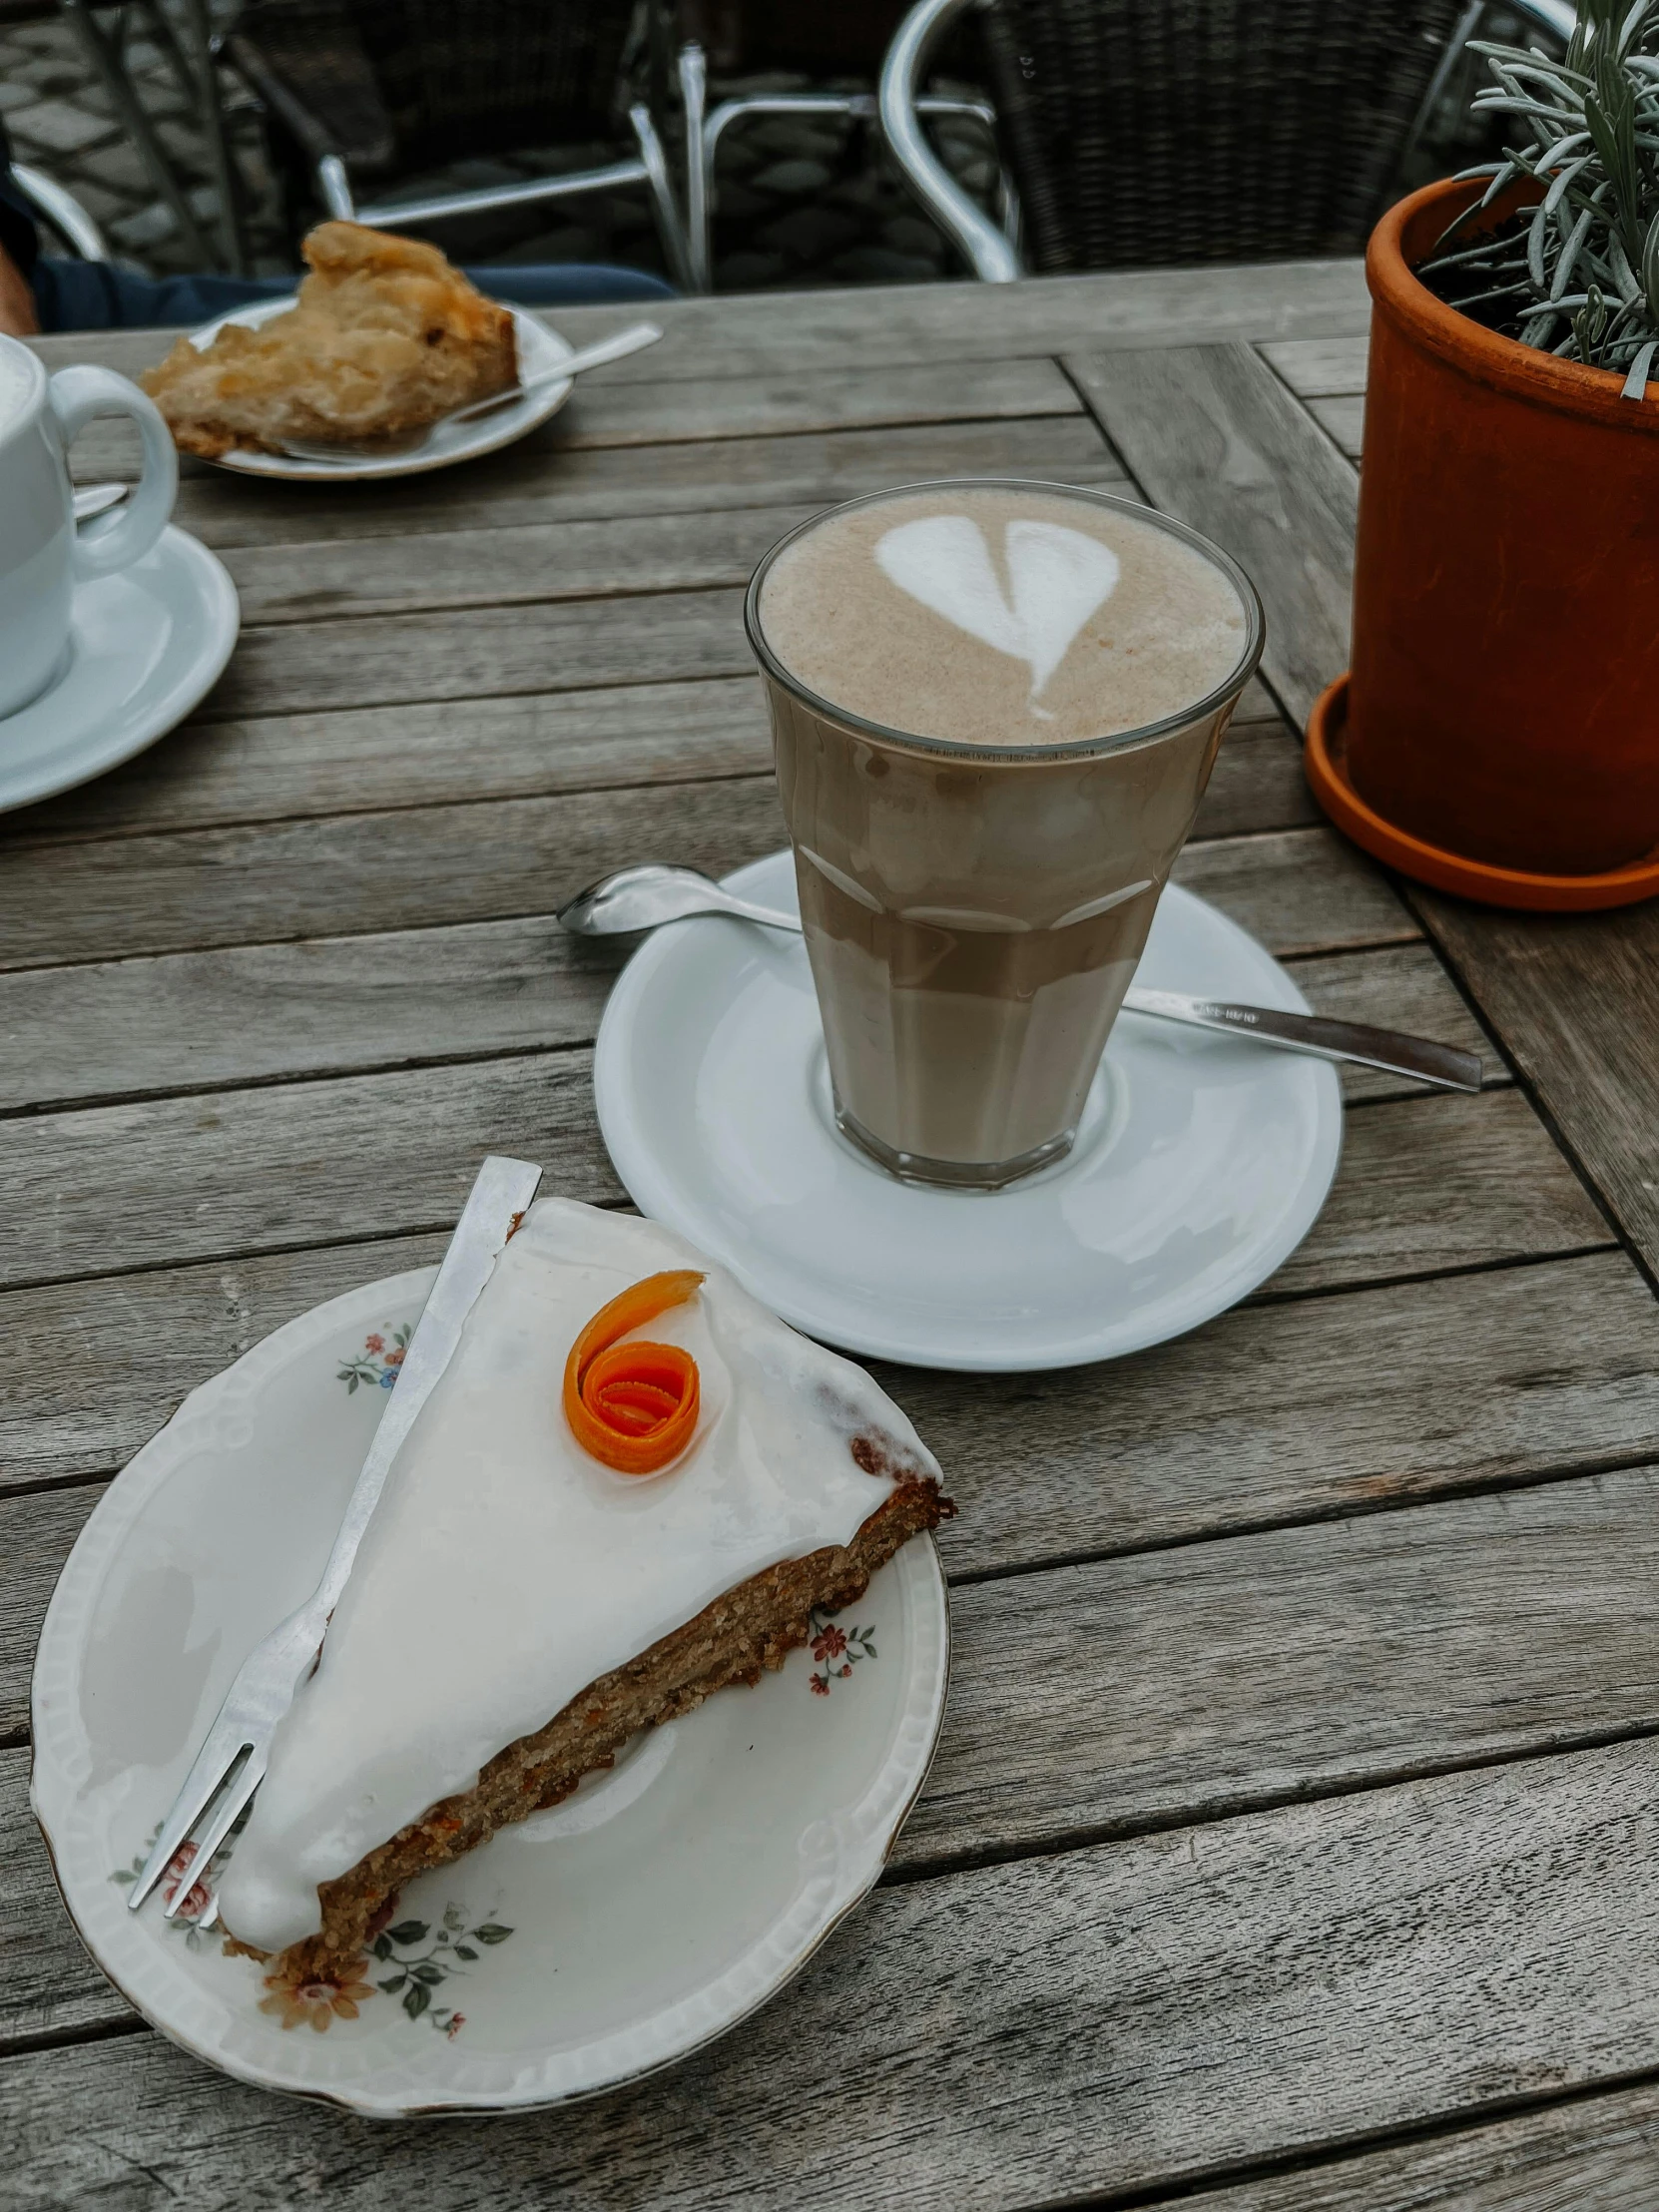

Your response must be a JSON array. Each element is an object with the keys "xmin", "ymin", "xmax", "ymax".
[{"xmin": 563, "ymin": 1270, "xmax": 704, "ymax": 1474}]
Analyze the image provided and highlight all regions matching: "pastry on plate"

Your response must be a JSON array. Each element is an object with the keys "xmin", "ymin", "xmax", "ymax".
[
  {"xmin": 140, "ymin": 221, "xmax": 518, "ymax": 459},
  {"xmin": 216, "ymin": 1197, "xmax": 951, "ymax": 1987}
]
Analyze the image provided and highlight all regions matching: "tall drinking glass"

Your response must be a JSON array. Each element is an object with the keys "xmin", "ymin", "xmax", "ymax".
[{"xmin": 745, "ymin": 480, "xmax": 1265, "ymax": 1190}]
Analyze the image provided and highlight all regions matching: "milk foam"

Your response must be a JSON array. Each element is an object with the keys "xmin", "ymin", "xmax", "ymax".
[
  {"xmin": 874, "ymin": 514, "xmax": 1120, "ymax": 707},
  {"xmin": 759, "ymin": 485, "xmax": 1249, "ymax": 748}
]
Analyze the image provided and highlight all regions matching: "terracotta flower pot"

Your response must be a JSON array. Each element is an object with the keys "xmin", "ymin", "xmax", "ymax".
[{"xmin": 1343, "ymin": 174, "xmax": 1659, "ymax": 882}]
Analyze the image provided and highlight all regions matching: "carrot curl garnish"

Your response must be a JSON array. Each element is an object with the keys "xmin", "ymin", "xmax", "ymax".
[{"xmin": 563, "ymin": 1270, "xmax": 704, "ymax": 1474}]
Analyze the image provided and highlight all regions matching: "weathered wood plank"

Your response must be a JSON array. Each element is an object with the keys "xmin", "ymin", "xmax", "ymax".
[
  {"xmin": 1307, "ymin": 393, "xmax": 1366, "ymax": 461},
  {"xmin": 904, "ymin": 1463, "xmax": 1659, "ymax": 1867},
  {"xmin": 1066, "ymin": 341, "xmax": 1359, "ymax": 729},
  {"xmin": 0, "ymin": 1747, "xmax": 121, "ymax": 2046},
  {"xmin": 0, "ymin": 800, "xmax": 1404, "ymax": 976},
  {"xmin": 1412, "ymin": 894, "xmax": 1659, "ymax": 1294},
  {"xmin": 901, "ymin": 1251, "xmax": 1659, "ymax": 1576},
  {"xmin": 1258, "ymin": 333, "xmax": 1371, "ymax": 398},
  {"xmin": 0, "ymin": 1234, "xmax": 449, "ymax": 1493},
  {"xmin": 2, "ymin": 671, "xmax": 1283, "ymax": 850},
  {"xmin": 1283, "ymin": 943, "xmax": 1499, "ymax": 1104},
  {"xmin": 4, "ymin": 1737, "xmax": 1658, "ymax": 2210},
  {"xmin": 161, "ymin": 413, "xmax": 1127, "ymax": 551},
  {"xmin": 0, "ymin": 775, "xmax": 789, "ymax": 971},
  {"xmin": 199, "ymin": 585, "xmax": 757, "ymax": 722},
  {"xmin": 58, "ymin": 354, "xmax": 1089, "ymax": 482},
  {"xmin": 0, "ymin": 1045, "xmax": 1579, "ymax": 1297},
  {"xmin": 14, "ymin": 1465, "xmax": 1659, "ymax": 2048},
  {"xmin": 220, "ymin": 502, "xmax": 826, "ymax": 626},
  {"xmin": 1170, "ymin": 2078, "xmax": 1659, "ymax": 2209},
  {"xmin": 1193, "ymin": 715, "xmax": 1318, "ymax": 839},
  {"xmin": 0, "ymin": 1484, "xmax": 98, "ymax": 1739},
  {"xmin": 0, "ymin": 929, "xmax": 1481, "ymax": 1121},
  {"xmin": 3, "ymin": 678, "xmax": 774, "ymax": 844},
  {"xmin": 1268, "ymin": 1088, "xmax": 1605, "ymax": 1296},
  {"xmin": 24, "ymin": 258, "xmax": 1372, "ymax": 386},
  {"xmin": 0, "ymin": 1051, "xmax": 623, "ymax": 1295},
  {"xmin": 1173, "ymin": 827, "xmax": 1413, "ymax": 957}
]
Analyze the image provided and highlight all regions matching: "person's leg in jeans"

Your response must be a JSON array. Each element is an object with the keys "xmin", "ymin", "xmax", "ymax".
[
  {"xmin": 473, "ymin": 265, "xmax": 673, "ymax": 308},
  {"xmin": 31, "ymin": 257, "xmax": 673, "ymax": 332}
]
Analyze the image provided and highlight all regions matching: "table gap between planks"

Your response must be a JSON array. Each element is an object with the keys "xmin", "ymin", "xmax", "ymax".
[{"xmin": 5, "ymin": 260, "xmax": 1659, "ymax": 2210}]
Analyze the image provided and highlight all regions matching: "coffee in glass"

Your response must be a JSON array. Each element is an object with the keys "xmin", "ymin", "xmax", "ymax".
[{"xmin": 746, "ymin": 480, "xmax": 1264, "ymax": 1190}]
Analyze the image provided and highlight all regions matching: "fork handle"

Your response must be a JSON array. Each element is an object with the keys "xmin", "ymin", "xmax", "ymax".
[
  {"xmin": 311, "ymin": 1154, "xmax": 543, "ymax": 1612},
  {"xmin": 448, "ymin": 320, "xmax": 662, "ymax": 423}
]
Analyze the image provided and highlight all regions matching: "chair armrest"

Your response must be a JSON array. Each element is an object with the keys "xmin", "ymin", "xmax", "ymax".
[
  {"xmin": 10, "ymin": 162, "xmax": 108, "ymax": 260},
  {"xmin": 227, "ymin": 0, "xmax": 395, "ymax": 174},
  {"xmin": 878, "ymin": 0, "xmax": 1019, "ymax": 281}
]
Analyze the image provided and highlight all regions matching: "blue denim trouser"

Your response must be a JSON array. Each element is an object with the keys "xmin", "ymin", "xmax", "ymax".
[{"xmin": 32, "ymin": 256, "xmax": 675, "ymax": 331}]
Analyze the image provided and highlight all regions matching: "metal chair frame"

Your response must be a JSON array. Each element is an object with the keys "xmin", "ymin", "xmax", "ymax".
[
  {"xmin": 312, "ymin": 106, "xmax": 694, "ymax": 291},
  {"xmin": 58, "ymin": 0, "xmax": 251, "ymax": 271},
  {"xmin": 679, "ymin": 34, "xmax": 1014, "ymax": 292},
  {"xmin": 11, "ymin": 159, "xmax": 111, "ymax": 259},
  {"xmin": 877, "ymin": 0, "xmax": 1581, "ymax": 282},
  {"xmin": 230, "ymin": 1, "xmax": 696, "ymax": 290}
]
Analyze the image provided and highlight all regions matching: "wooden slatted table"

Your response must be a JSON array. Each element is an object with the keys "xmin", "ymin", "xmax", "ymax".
[{"xmin": 8, "ymin": 263, "xmax": 1659, "ymax": 2208}]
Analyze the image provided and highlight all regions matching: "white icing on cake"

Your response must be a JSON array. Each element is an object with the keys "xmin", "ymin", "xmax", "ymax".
[{"xmin": 218, "ymin": 1198, "xmax": 936, "ymax": 1955}]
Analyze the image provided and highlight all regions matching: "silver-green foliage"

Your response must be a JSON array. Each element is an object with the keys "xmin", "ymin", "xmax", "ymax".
[{"xmin": 1422, "ymin": 0, "xmax": 1659, "ymax": 393}]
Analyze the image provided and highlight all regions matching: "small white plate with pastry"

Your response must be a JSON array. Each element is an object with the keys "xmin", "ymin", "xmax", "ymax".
[
  {"xmin": 141, "ymin": 222, "xmax": 584, "ymax": 483},
  {"xmin": 31, "ymin": 1196, "xmax": 951, "ymax": 2114}
]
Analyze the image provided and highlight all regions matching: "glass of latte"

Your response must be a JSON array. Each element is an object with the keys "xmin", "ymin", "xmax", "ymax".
[{"xmin": 746, "ymin": 479, "xmax": 1264, "ymax": 1191}]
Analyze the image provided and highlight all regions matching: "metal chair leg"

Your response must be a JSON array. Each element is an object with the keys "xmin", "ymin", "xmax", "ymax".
[
  {"xmin": 180, "ymin": 0, "xmax": 252, "ymax": 274},
  {"xmin": 632, "ymin": 102, "xmax": 695, "ymax": 293},
  {"xmin": 678, "ymin": 41, "xmax": 710, "ymax": 292},
  {"xmin": 59, "ymin": 0, "xmax": 217, "ymax": 266}
]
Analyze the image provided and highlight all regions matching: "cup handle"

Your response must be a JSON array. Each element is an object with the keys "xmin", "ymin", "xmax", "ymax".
[{"xmin": 47, "ymin": 364, "xmax": 179, "ymax": 581}]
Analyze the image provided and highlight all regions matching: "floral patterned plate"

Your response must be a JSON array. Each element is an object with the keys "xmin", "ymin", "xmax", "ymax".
[{"xmin": 30, "ymin": 1267, "xmax": 951, "ymax": 2116}]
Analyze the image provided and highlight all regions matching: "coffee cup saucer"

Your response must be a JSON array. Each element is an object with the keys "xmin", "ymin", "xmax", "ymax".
[
  {"xmin": 595, "ymin": 849, "xmax": 1343, "ymax": 1374},
  {"xmin": 0, "ymin": 524, "xmax": 239, "ymax": 815}
]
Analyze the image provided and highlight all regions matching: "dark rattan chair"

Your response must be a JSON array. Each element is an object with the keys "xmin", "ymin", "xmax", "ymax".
[
  {"xmin": 228, "ymin": 0, "xmax": 693, "ymax": 285},
  {"xmin": 878, "ymin": 0, "xmax": 1575, "ymax": 279}
]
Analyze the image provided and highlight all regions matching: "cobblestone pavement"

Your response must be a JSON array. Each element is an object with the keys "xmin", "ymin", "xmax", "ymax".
[{"xmin": 0, "ymin": 5, "xmax": 989, "ymax": 293}]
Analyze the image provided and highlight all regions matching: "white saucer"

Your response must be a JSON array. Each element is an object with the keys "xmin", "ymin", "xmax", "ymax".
[
  {"xmin": 595, "ymin": 850, "xmax": 1344, "ymax": 1373},
  {"xmin": 32, "ymin": 1267, "xmax": 949, "ymax": 2115},
  {"xmin": 0, "ymin": 525, "xmax": 239, "ymax": 814},
  {"xmin": 187, "ymin": 300, "xmax": 578, "ymax": 481}
]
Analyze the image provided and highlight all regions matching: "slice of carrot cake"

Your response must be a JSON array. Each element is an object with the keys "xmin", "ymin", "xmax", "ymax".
[{"xmin": 217, "ymin": 1196, "xmax": 950, "ymax": 1984}]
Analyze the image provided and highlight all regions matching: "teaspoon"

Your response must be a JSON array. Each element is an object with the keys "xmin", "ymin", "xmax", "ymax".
[{"xmin": 558, "ymin": 863, "xmax": 1482, "ymax": 1094}]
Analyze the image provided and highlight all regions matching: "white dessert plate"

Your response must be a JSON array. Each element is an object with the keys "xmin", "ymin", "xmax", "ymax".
[
  {"xmin": 0, "ymin": 524, "xmax": 239, "ymax": 815},
  {"xmin": 595, "ymin": 849, "xmax": 1345, "ymax": 1373},
  {"xmin": 31, "ymin": 1269, "xmax": 950, "ymax": 2117},
  {"xmin": 184, "ymin": 299, "xmax": 578, "ymax": 481}
]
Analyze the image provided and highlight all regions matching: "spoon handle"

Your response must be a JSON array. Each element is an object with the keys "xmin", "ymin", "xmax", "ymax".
[
  {"xmin": 720, "ymin": 907, "xmax": 1479, "ymax": 1090},
  {"xmin": 1122, "ymin": 988, "xmax": 1482, "ymax": 1092}
]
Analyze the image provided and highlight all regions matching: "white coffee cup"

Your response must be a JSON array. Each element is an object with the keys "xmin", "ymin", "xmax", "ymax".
[{"xmin": 0, "ymin": 330, "xmax": 178, "ymax": 721}]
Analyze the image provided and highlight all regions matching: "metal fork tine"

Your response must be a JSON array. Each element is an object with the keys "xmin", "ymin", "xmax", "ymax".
[
  {"xmin": 162, "ymin": 1744, "xmax": 268, "ymax": 1921},
  {"xmin": 126, "ymin": 1718, "xmax": 254, "ymax": 1910}
]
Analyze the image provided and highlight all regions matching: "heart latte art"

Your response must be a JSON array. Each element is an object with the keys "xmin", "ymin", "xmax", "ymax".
[
  {"xmin": 874, "ymin": 514, "xmax": 1121, "ymax": 710},
  {"xmin": 758, "ymin": 485, "xmax": 1248, "ymax": 748}
]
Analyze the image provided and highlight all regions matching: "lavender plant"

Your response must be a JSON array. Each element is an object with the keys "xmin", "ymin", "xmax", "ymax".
[{"xmin": 1420, "ymin": 0, "xmax": 1659, "ymax": 395}]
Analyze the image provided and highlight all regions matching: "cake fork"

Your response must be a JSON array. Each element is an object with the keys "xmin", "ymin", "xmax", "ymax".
[
  {"xmin": 126, "ymin": 1152, "xmax": 544, "ymax": 1922},
  {"xmin": 276, "ymin": 319, "xmax": 662, "ymax": 463}
]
